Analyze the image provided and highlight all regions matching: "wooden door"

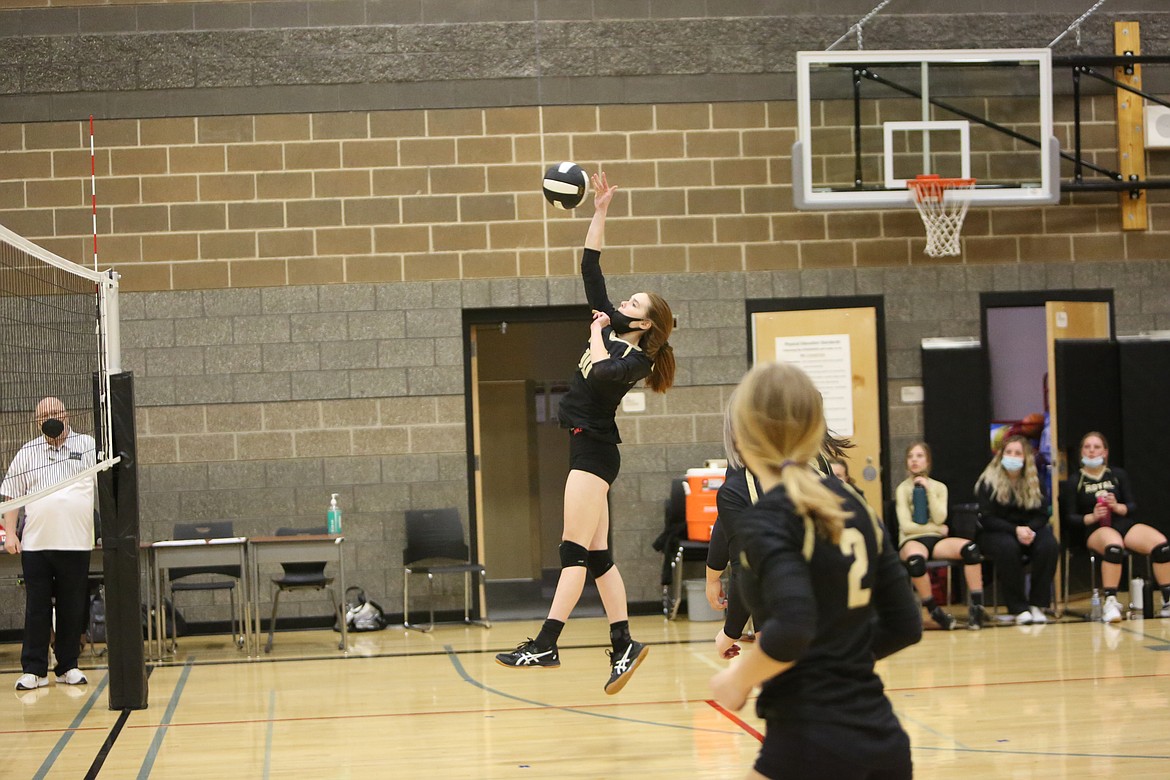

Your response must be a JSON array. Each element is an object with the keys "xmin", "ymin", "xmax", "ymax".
[{"xmin": 751, "ymin": 305, "xmax": 885, "ymax": 517}]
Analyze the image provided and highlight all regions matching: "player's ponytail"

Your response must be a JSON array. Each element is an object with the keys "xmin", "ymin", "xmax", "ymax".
[
  {"xmin": 642, "ymin": 292, "xmax": 675, "ymax": 393},
  {"xmin": 731, "ymin": 362, "xmax": 849, "ymax": 544}
]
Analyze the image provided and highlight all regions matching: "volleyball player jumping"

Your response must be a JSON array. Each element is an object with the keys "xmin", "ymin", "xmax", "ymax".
[{"xmin": 496, "ymin": 171, "xmax": 676, "ymax": 695}]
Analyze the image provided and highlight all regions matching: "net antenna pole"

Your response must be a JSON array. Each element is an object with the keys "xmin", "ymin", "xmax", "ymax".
[
  {"xmin": 1049, "ymin": 0, "xmax": 1110, "ymax": 48},
  {"xmin": 826, "ymin": 0, "xmax": 898, "ymax": 51},
  {"xmin": 89, "ymin": 115, "xmax": 98, "ymax": 273}
]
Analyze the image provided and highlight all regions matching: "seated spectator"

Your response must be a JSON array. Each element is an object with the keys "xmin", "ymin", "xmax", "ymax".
[
  {"xmin": 895, "ymin": 442, "xmax": 986, "ymax": 630},
  {"xmin": 1066, "ymin": 431, "xmax": 1170, "ymax": 622},
  {"xmin": 975, "ymin": 435, "xmax": 1057, "ymax": 625}
]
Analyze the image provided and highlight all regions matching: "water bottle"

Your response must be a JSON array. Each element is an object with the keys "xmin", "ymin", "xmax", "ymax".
[
  {"xmin": 1096, "ymin": 492, "xmax": 1112, "ymax": 527},
  {"xmin": 327, "ymin": 493, "xmax": 342, "ymax": 535},
  {"xmin": 912, "ymin": 483, "xmax": 929, "ymax": 525},
  {"xmin": 1130, "ymin": 577, "xmax": 1144, "ymax": 615},
  {"xmin": 1090, "ymin": 588, "xmax": 1102, "ymax": 621}
]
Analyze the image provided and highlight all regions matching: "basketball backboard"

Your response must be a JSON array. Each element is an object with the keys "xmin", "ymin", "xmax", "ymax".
[{"xmin": 793, "ymin": 49, "xmax": 1060, "ymax": 210}]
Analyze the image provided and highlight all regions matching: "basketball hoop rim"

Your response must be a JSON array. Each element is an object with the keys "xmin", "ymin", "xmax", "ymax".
[{"xmin": 907, "ymin": 174, "xmax": 977, "ymax": 203}]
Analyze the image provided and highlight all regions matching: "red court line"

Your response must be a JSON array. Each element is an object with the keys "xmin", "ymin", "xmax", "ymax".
[{"xmin": 706, "ymin": 700, "xmax": 764, "ymax": 742}]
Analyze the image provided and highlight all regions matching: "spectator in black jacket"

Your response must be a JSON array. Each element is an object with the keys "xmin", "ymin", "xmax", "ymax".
[{"xmin": 976, "ymin": 435, "xmax": 1057, "ymax": 625}]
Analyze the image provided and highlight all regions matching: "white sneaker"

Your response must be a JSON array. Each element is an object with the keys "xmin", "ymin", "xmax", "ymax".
[
  {"xmin": 15, "ymin": 673, "xmax": 48, "ymax": 691},
  {"xmin": 1029, "ymin": 606, "xmax": 1048, "ymax": 624},
  {"xmin": 55, "ymin": 669, "xmax": 87, "ymax": 686},
  {"xmin": 1160, "ymin": 601, "xmax": 1170, "ymax": 619},
  {"xmin": 1015, "ymin": 610, "xmax": 1033, "ymax": 625},
  {"xmin": 1102, "ymin": 595, "xmax": 1123, "ymax": 624}
]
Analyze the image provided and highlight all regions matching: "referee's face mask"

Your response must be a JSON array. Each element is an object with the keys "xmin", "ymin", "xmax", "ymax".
[{"xmin": 40, "ymin": 417, "xmax": 65, "ymax": 439}]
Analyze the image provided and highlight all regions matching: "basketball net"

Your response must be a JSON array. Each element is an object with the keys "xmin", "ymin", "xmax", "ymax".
[{"xmin": 907, "ymin": 174, "xmax": 976, "ymax": 257}]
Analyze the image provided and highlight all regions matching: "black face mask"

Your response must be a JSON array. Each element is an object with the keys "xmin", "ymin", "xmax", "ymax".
[
  {"xmin": 41, "ymin": 418, "xmax": 65, "ymax": 438},
  {"xmin": 608, "ymin": 309, "xmax": 647, "ymax": 335}
]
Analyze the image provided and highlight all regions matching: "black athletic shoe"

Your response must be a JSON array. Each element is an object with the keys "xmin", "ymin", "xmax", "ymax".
[
  {"xmin": 967, "ymin": 604, "xmax": 986, "ymax": 631},
  {"xmin": 495, "ymin": 639, "xmax": 560, "ymax": 668},
  {"xmin": 929, "ymin": 606, "xmax": 957, "ymax": 631},
  {"xmin": 604, "ymin": 640, "xmax": 648, "ymax": 695}
]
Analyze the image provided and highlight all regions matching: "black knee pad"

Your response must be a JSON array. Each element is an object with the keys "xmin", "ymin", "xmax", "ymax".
[
  {"xmin": 960, "ymin": 541, "xmax": 981, "ymax": 565},
  {"xmin": 904, "ymin": 555, "xmax": 927, "ymax": 578},
  {"xmin": 587, "ymin": 549, "xmax": 615, "ymax": 579},
  {"xmin": 1102, "ymin": 544, "xmax": 1125, "ymax": 565},
  {"xmin": 1151, "ymin": 543, "xmax": 1170, "ymax": 564},
  {"xmin": 559, "ymin": 540, "xmax": 588, "ymax": 569}
]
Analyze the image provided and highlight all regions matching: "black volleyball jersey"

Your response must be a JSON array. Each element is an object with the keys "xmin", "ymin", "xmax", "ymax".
[
  {"xmin": 736, "ymin": 477, "xmax": 922, "ymax": 728},
  {"xmin": 555, "ymin": 248, "xmax": 652, "ymax": 444},
  {"xmin": 1066, "ymin": 465, "xmax": 1136, "ymax": 524}
]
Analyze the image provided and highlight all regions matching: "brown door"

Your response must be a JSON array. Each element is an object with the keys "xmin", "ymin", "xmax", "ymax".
[{"xmin": 751, "ymin": 305, "xmax": 885, "ymax": 517}]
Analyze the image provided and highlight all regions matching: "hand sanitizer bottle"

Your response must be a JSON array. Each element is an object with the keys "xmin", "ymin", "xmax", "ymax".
[{"xmin": 327, "ymin": 493, "xmax": 342, "ymax": 534}]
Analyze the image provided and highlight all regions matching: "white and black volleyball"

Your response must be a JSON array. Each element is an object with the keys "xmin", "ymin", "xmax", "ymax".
[{"xmin": 542, "ymin": 162, "xmax": 589, "ymax": 210}]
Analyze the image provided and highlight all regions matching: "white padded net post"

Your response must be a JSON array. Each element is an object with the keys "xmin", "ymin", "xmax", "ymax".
[{"xmin": 908, "ymin": 175, "xmax": 976, "ymax": 258}]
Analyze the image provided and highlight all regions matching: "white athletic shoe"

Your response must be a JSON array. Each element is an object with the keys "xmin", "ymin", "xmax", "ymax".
[
  {"xmin": 1015, "ymin": 610, "xmax": 1033, "ymax": 625},
  {"xmin": 1029, "ymin": 606, "xmax": 1048, "ymax": 624},
  {"xmin": 55, "ymin": 668, "xmax": 88, "ymax": 686},
  {"xmin": 1160, "ymin": 601, "xmax": 1170, "ymax": 619},
  {"xmin": 15, "ymin": 673, "xmax": 48, "ymax": 691},
  {"xmin": 1101, "ymin": 595, "xmax": 1123, "ymax": 624}
]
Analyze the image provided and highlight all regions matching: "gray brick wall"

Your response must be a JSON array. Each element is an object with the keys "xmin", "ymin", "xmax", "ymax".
[{"xmin": 2, "ymin": 3, "xmax": 1169, "ymax": 121}]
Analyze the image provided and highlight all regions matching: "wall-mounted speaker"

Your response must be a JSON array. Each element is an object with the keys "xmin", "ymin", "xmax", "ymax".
[{"xmin": 1145, "ymin": 104, "xmax": 1170, "ymax": 149}]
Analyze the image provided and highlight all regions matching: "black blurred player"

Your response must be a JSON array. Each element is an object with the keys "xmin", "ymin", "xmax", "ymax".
[{"xmin": 710, "ymin": 362, "xmax": 923, "ymax": 780}]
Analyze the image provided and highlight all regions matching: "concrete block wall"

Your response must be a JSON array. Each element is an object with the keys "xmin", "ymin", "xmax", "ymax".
[{"xmin": 2, "ymin": 1, "xmax": 1170, "ymax": 629}]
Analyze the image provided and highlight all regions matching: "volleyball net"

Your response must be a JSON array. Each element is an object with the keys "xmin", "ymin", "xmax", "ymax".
[{"xmin": 0, "ymin": 221, "xmax": 121, "ymax": 515}]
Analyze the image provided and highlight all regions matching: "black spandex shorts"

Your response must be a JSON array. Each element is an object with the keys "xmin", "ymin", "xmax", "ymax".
[
  {"xmin": 899, "ymin": 535, "xmax": 943, "ymax": 558},
  {"xmin": 755, "ymin": 720, "xmax": 912, "ymax": 780},
  {"xmin": 568, "ymin": 429, "xmax": 620, "ymax": 485},
  {"xmin": 1089, "ymin": 517, "xmax": 1136, "ymax": 539}
]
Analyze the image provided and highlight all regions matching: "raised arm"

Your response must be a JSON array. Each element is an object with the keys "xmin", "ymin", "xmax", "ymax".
[{"xmin": 584, "ymin": 170, "xmax": 617, "ymax": 251}]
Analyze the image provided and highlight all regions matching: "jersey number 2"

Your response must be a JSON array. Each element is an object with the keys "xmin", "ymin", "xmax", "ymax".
[{"xmin": 838, "ymin": 528, "xmax": 872, "ymax": 608}]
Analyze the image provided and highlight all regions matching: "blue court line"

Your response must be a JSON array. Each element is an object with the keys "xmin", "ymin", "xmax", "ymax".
[
  {"xmin": 263, "ymin": 689, "xmax": 276, "ymax": 780},
  {"xmin": 137, "ymin": 656, "xmax": 195, "ymax": 780},
  {"xmin": 1116, "ymin": 624, "xmax": 1170, "ymax": 646},
  {"xmin": 895, "ymin": 709, "xmax": 970, "ymax": 751},
  {"xmin": 912, "ymin": 743, "xmax": 1170, "ymax": 761},
  {"xmin": 32, "ymin": 673, "xmax": 110, "ymax": 780},
  {"xmin": 444, "ymin": 645, "xmax": 741, "ymax": 735}
]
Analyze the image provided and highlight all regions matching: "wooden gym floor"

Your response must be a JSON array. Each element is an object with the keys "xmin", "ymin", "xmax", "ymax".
[{"xmin": 3, "ymin": 608, "xmax": 1170, "ymax": 778}]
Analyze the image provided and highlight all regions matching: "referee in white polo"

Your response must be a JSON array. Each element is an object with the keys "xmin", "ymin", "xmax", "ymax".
[{"xmin": 3, "ymin": 397, "xmax": 97, "ymax": 691}]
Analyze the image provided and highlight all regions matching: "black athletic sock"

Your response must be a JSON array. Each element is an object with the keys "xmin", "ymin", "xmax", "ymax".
[
  {"xmin": 1103, "ymin": 587, "xmax": 1119, "ymax": 599},
  {"xmin": 922, "ymin": 596, "xmax": 938, "ymax": 611},
  {"xmin": 609, "ymin": 620, "xmax": 632, "ymax": 651},
  {"xmin": 969, "ymin": 590, "xmax": 984, "ymax": 607},
  {"xmin": 1161, "ymin": 585, "xmax": 1170, "ymax": 603},
  {"xmin": 535, "ymin": 619, "xmax": 564, "ymax": 649}
]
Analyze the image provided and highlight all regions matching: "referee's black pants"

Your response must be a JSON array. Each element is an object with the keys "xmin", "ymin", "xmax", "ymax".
[{"xmin": 21, "ymin": 549, "xmax": 92, "ymax": 677}]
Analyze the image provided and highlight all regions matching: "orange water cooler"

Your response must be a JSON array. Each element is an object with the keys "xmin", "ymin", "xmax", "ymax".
[{"xmin": 684, "ymin": 467, "xmax": 725, "ymax": 541}]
